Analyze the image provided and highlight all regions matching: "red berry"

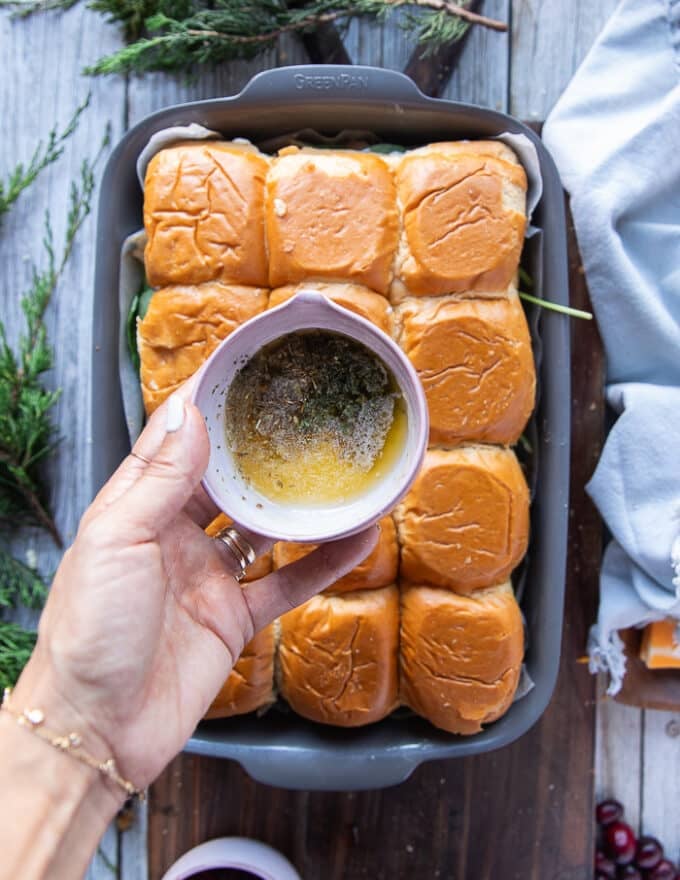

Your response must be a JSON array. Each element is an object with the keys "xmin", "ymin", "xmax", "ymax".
[
  {"xmin": 605, "ymin": 822, "xmax": 637, "ymax": 865},
  {"xmin": 596, "ymin": 850, "xmax": 617, "ymax": 878},
  {"xmin": 647, "ymin": 860, "xmax": 677, "ymax": 880},
  {"xmin": 617, "ymin": 867, "xmax": 642, "ymax": 880},
  {"xmin": 635, "ymin": 837, "xmax": 664, "ymax": 870},
  {"xmin": 597, "ymin": 800, "xmax": 625, "ymax": 826}
]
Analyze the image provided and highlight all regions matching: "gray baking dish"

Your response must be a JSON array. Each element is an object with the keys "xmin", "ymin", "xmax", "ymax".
[{"xmin": 92, "ymin": 65, "xmax": 570, "ymax": 791}]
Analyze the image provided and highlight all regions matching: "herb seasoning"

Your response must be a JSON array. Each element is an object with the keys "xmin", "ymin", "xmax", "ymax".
[{"xmin": 224, "ymin": 330, "xmax": 407, "ymax": 504}]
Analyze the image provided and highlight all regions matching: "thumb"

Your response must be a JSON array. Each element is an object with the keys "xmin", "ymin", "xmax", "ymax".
[{"xmin": 108, "ymin": 396, "xmax": 210, "ymax": 540}]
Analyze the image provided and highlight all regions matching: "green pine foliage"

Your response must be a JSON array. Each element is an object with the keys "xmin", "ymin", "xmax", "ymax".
[
  {"xmin": 0, "ymin": 107, "xmax": 110, "ymax": 689},
  {"xmin": 0, "ymin": 548, "xmax": 48, "ymax": 611},
  {"xmin": 0, "ymin": 0, "xmax": 499, "ymax": 76},
  {"xmin": 0, "ymin": 95, "xmax": 90, "ymax": 221},
  {"xmin": 0, "ymin": 136, "xmax": 110, "ymax": 546},
  {"xmin": 0, "ymin": 621, "xmax": 38, "ymax": 691}
]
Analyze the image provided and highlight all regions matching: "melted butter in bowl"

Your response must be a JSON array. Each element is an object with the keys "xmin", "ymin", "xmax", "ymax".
[{"xmin": 224, "ymin": 330, "xmax": 407, "ymax": 506}]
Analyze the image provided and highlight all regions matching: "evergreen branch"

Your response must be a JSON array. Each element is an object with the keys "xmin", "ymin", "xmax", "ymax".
[
  {"xmin": 0, "ymin": 547, "xmax": 48, "ymax": 610},
  {"xmin": 81, "ymin": 0, "xmax": 505, "ymax": 76},
  {"xmin": 0, "ymin": 94, "xmax": 90, "ymax": 221},
  {"xmin": 0, "ymin": 122, "xmax": 111, "ymax": 547},
  {"xmin": 0, "ymin": 0, "xmax": 79, "ymax": 17},
  {"xmin": 0, "ymin": 621, "xmax": 37, "ymax": 691},
  {"xmin": 404, "ymin": 0, "xmax": 505, "ymax": 31}
]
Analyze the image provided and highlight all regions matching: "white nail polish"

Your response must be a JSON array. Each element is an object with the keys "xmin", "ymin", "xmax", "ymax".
[{"xmin": 166, "ymin": 395, "xmax": 185, "ymax": 433}]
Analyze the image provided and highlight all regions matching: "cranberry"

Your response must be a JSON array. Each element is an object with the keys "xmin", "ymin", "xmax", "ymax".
[
  {"xmin": 597, "ymin": 799, "xmax": 625, "ymax": 826},
  {"xmin": 595, "ymin": 850, "xmax": 617, "ymax": 878},
  {"xmin": 605, "ymin": 822, "xmax": 637, "ymax": 865},
  {"xmin": 647, "ymin": 860, "xmax": 677, "ymax": 880},
  {"xmin": 617, "ymin": 867, "xmax": 642, "ymax": 880},
  {"xmin": 635, "ymin": 837, "xmax": 664, "ymax": 870}
]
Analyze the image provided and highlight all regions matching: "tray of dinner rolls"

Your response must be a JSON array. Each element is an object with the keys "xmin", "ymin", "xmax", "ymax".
[{"xmin": 93, "ymin": 66, "xmax": 570, "ymax": 790}]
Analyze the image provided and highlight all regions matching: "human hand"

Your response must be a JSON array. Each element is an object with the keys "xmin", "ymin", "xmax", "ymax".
[{"xmin": 13, "ymin": 385, "xmax": 378, "ymax": 794}]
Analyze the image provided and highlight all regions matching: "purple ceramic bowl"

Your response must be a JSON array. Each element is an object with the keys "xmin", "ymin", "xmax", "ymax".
[{"xmin": 191, "ymin": 290, "xmax": 428, "ymax": 543}]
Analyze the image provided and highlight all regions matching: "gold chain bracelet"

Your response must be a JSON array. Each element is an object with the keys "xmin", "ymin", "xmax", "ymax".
[{"xmin": 1, "ymin": 687, "xmax": 145, "ymax": 801}]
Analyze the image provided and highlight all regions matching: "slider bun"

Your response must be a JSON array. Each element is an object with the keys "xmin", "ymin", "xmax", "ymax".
[
  {"xmin": 395, "ymin": 446, "xmax": 529, "ymax": 592},
  {"xmin": 272, "ymin": 516, "xmax": 398, "ymax": 594},
  {"xmin": 400, "ymin": 582, "xmax": 524, "ymax": 734},
  {"xmin": 144, "ymin": 141, "xmax": 269, "ymax": 288},
  {"xmin": 406, "ymin": 140, "xmax": 523, "ymax": 164},
  {"xmin": 204, "ymin": 624, "xmax": 276, "ymax": 719},
  {"xmin": 392, "ymin": 144, "xmax": 527, "ymax": 300},
  {"xmin": 278, "ymin": 586, "xmax": 399, "ymax": 726},
  {"xmin": 206, "ymin": 513, "xmax": 272, "ymax": 581},
  {"xmin": 138, "ymin": 283, "xmax": 268, "ymax": 414},
  {"xmin": 395, "ymin": 291, "xmax": 535, "ymax": 445},
  {"xmin": 269, "ymin": 282, "xmax": 392, "ymax": 334},
  {"xmin": 266, "ymin": 148, "xmax": 398, "ymax": 294}
]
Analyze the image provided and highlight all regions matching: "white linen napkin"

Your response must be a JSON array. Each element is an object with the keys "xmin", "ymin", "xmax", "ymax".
[{"xmin": 542, "ymin": 0, "xmax": 680, "ymax": 694}]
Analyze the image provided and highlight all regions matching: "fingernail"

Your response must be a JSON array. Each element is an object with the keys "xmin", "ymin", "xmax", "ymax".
[{"xmin": 166, "ymin": 395, "xmax": 185, "ymax": 433}]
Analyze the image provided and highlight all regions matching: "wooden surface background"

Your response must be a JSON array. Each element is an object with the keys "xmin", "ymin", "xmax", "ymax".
[{"xmin": 3, "ymin": 1, "xmax": 680, "ymax": 877}]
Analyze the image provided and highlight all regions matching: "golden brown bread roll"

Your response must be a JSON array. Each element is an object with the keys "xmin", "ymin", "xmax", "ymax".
[
  {"xmin": 144, "ymin": 141, "xmax": 269, "ymax": 288},
  {"xmin": 392, "ymin": 142, "xmax": 527, "ymax": 301},
  {"xmin": 204, "ymin": 514, "xmax": 274, "ymax": 720},
  {"xmin": 266, "ymin": 148, "xmax": 398, "ymax": 294},
  {"xmin": 204, "ymin": 624, "xmax": 276, "ymax": 719},
  {"xmin": 205, "ymin": 513, "xmax": 272, "ymax": 581},
  {"xmin": 406, "ymin": 140, "xmax": 524, "ymax": 163},
  {"xmin": 395, "ymin": 446, "xmax": 529, "ymax": 592},
  {"xmin": 138, "ymin": 283, "xmax": 268, "ymax": 414},
  {"xmin": 272, "ymin": 516, "xmax": 398, "ymax": 594},
  {"xmin": 395, "ymin": 291, "xmax": 535, "ymax": 445},
  {"xmin": 269, "ymin": 282, "xmax": 392, "ymax": 334},
  {"xmin": 400, "ymin": 582, "xmax": 524, "ymax": 735},
  {"xmin": 278, "ymin": 586, "xmax": 400, "ymax": 726}
]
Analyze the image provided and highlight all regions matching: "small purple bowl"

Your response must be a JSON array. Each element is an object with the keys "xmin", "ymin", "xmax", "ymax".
[{"xmin": 192, "ymin": 290, "xmax": 428, "ymax": 543}]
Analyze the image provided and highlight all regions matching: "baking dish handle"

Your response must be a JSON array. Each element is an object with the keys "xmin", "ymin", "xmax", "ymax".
[
  {"xmin": 236, "ymin": 64, "xmax": 426, "ymax": 105},
  {"xmin": 236, "ymin": 749, "xmax": 422, "ymax": 791}
]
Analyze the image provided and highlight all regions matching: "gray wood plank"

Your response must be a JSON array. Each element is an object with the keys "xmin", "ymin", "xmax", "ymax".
[
  {"xmin": 0, "ymin": 6, "xmax": 127, "ymax": 877},
  {"xmin": 126, "ymin": 52, "xmax": 277, "ymax": 126},
  {"xmin": 641, "ymin": 709, "xmax": 680, "ymax": 861},
  {"xmin": 120, "ymin": 799, "xmax": 150, "ymax": 880},
  {"xmin": 345, "ymin": 16, "xmax": 384, "ymax": 68},
  {"xmin": 88, "ymin": 824, "xmax": 119, "ymax": 880},
  {"xmin": 510, "ymin": 0, "xmax": 619, "ymax": 119},
  {"xmin": 380, "ymin": 12, "xmax": 412, "ymax": 72},
  {"xmin": 440, "ymin": 0, "xmax": 510, "ymax": 110},
  {"xmin": 595, "ymin": 680, "xmax": 643, "ymax": 833}
]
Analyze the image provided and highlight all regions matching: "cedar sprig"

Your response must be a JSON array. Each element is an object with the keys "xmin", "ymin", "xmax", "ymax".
[
  {"xmin": 0, "ymin": 0, "xmax": 78, "ymax": 16},
  {"xmin": 0, "ymin": 125, "xmax": 111, "ymax": 547},
  {"xmin": 84, "ymin": 0, "xmax": 505, "ymax": 75},
  {"xmin": 0, "ymin": 0, "xmax": 506, "ymax": 76},
  {"xmin": 0, "ymin": 548, "xmax": 48, "ymax": 610},
  {"xmin": 0, "ymin": 95, "xmax": 90, "ymax": 221},
  {"xmin": 0, "ymin": 620, "xmax": 37, "ymax": 691}
]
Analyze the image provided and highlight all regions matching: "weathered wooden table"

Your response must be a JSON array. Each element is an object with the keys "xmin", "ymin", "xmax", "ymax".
[{"xmin": 3, "ymin": 2, "xmax": 679, "ymax": 877}]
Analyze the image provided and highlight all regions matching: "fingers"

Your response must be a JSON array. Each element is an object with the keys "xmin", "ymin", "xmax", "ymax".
[
  {"xmin": 241, "ymin": 525, "xmax": 379, "ymax": 631},
  {"xmin": 105, "ymin": 398, "xmax": 210, "ymax": 542},
  {"xmin": 212, "ymin": 524, "xmax": 276, "ymax": 577},
  {"xmin": 83, "ymin": 375, "xmax": 220, "ymax": 531},
  {"xmin": 81, "ymin": 401, "xmax": 169, "ymax": 527}
]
